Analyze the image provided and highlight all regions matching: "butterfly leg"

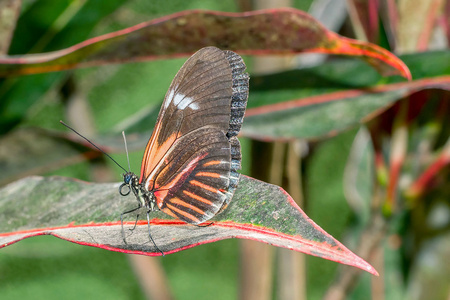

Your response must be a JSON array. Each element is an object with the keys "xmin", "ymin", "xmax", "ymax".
[
  {"xmin": 129, "ymin": 213, "xmax": 140, "ymax": 231},
  {"xmin": 120, "ymin": 205, "xmax": 141, "ymax": 244},
  {"xmin": 146, "ymin": 210, "xmax": 165, "ymax": 256}
]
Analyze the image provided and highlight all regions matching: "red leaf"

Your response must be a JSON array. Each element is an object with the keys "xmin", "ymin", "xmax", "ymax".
[{"xmin": 0, "ymin": 8, "xmax": 410, "ymax": 79}]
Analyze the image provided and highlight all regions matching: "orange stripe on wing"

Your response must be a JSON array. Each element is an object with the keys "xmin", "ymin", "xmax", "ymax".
[
  {"xmin": 166, "ymin": 203, "xmax": 200, "ymax": 223},
  {"xmin": 156, "ymin": 153, "xmax": 208, "ymax": 191},
  {"xmin": 183, "ymin": 190, "xmax": 213, "ymax": 205},
  {"xmin": 170, "ymin": 197, "xmax": 205, "ymax": 215},
  {"xmin": 153, "ymin": 153, "xmax": 209, "ymax": 210},
  {"xmin": 196, "ymin": 171, "xmax": 221, "ymax": 178},
  {"xmin": 140, "ymin": 123, "xmax": 177, "ymax": 185},
  {"xmin": 161, "ymin": 207, "xmax": 178, "ymax": 219},
  {"xmin": 190, "ymin": 180, "xmax": 219, "ymax": 193},
  {"xmin": 203, "ymin": 160, "xmax": 222, "ymax": 167}
]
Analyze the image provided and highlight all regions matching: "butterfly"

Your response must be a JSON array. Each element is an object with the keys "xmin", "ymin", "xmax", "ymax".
[{"xmin": 118, "ymin": 47, "xmax": 249, "ymax": 247}]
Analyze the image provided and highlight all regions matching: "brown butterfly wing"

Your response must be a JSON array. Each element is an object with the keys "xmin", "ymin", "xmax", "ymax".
[{"xmin": 139, "ymin": 47, "xmax": 248, "ymax": 224}]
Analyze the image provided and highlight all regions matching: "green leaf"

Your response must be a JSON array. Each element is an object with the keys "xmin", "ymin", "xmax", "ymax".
[{"xmin": 0, "ymin": 175, "xmax": 377, "ymax": 275}]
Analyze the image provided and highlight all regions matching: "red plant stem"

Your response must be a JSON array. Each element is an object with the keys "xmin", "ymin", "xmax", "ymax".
[
  {"xmin": 368, "ymin": 0, "xmax": 380, "ymax": 43},
  {"xmin": 381, "ymin": 0, "xmax": 399, "ymax": 50},
  {"xmin": 375, "ymin": 148, "xmax": 388, "ymax": 186},
  {"xmin": 386, "ymin": 100, "xmax": 409, "ymax": 213},
  {"xmin": 417, "ymin": 0, "xmax": 443, "ymax": 51},
  {"xmin": 407, "ymin": 137, "xmax": 450, "ymax": 199}
]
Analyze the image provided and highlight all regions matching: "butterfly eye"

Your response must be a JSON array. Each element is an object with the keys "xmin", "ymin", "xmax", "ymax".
[
  {"xmin": 123, "ymin": 173, "xmax": 132, "ymax": 184},
  {"xmin": 119, "ymin": 183, "xmax": 131, "ymax": 196}
]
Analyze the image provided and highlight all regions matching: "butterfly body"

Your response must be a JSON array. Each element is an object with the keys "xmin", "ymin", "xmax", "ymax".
[
  {"xmin": 122, "ymin": 47, "xmax": 249, "ymax": 227},
  {"xmin": 120, "ymin": 172, "xmax": 157, "ymax": 212}
]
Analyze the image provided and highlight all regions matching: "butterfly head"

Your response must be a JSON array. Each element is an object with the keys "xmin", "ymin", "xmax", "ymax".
[
  {"xmin": 123, "ymin": 172, "xmax": 133, "ymax": 185},
  {"xmin": 119, "ymin": 172, "xmax": 139, "ymax": 196},
  {"xmin": 119, "ymin": 172, "xmax": 154, "ymax": 210}
]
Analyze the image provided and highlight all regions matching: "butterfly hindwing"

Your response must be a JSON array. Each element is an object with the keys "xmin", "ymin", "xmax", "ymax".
[{"xmin": 151, "ymin": 127, "xmax": 231, "ymax": 223}]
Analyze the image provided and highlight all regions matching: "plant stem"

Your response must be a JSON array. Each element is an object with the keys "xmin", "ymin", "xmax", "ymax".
[
  {"xmin": 406, "ymin": 137, "xmax": 450, "ymax": 200},
  {"xmin": 386, "ymin": 100, "xmax": 409, "ymax": 214},
  {"xmin": 323, "ymin": 210, "xmax": 388, "ymax": 300}
]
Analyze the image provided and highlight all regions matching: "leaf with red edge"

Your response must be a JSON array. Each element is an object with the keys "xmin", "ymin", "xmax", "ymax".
[
  {"xmin": 0, "ymin": 8, "xmax": 410, "ymax": 79},
  {"xmin": 243, "ymin": 76, "xmax": 450, "ymax": 141},
  {"xmin": 0, "ymin": 175, "xmax": 378, "ymax": 275}
]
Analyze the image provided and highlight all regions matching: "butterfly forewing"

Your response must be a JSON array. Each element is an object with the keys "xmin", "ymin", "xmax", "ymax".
[
  {"xmin": 140, "ymin": 48, "xmax": 233, "ymax": 182},
  {"xmin": 139, "ymin": 47, "xmax": 249, "ymax": 224}
]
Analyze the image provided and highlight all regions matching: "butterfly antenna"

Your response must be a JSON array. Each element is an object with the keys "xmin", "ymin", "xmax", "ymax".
[
  {"xmin": 60, "ymin": 120, "xmax": 128, "ymax": 173},
  {"xmin": 122, "ymin": 131, "xmax": 132, "ymax": 172}
]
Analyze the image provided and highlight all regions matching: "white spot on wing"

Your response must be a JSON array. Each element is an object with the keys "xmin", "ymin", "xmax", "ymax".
[
  {"xmin": 173, "ymin": 92, "xmax": 184, "ymax": 106},
  {"xmin": 176, "ymin": 94, "xmax": 194, "ymax": 110},
  {"xmin": 164, "ymin": 89, "xmax": 175, "ymax": 109},
  {"xmin": 189, "ymin": 102, "xmax": 199, "ymax": 110},
  {"xmin": 166, "ymin": 90, "xmax": 197, "ymax": 110}
]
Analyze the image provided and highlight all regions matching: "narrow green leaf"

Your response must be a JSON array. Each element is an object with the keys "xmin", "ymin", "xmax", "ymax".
[{"xmin": 0, "ymin": 0, "xmax": 22, "ymax": 54}]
